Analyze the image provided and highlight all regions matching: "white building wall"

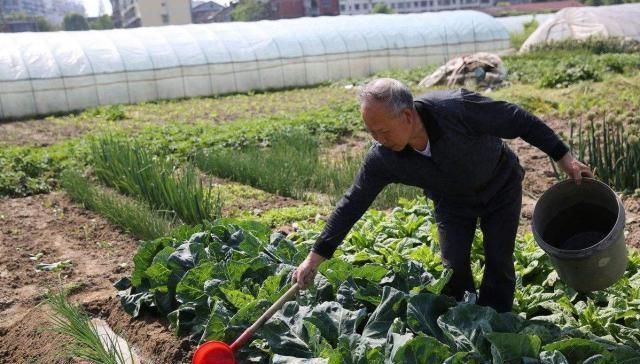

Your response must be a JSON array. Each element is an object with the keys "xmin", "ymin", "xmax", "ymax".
[{"xmin": 339, "ymin": 0, "xmax": 493, "ymax": 15}]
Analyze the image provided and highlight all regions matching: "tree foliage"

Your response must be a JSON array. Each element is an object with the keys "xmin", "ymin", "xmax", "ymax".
[
  {"xmin": 63, "ymin": 13, "xmax": 89, "ymax": 31},
  {"xmin": 230, "ymin": 0, "xmax": 271, "ymax": 21},
  {"xmin": 35, "ymin": 16, "xmax": 54, "ymax": 31},
  {"xmin": 88, "ymin": 15, "xmax": 113, "ymax": 30},
  {"xmin": 372, "ymin": 2, "xmax": 394, "ymax": 13}
]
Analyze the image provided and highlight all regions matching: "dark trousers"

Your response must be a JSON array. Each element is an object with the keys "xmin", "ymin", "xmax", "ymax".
[{"xmin": 435, "ymin": 178, "xmax": 522, "ymax": 313}]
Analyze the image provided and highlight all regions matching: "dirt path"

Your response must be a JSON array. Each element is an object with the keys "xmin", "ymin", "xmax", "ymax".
[{"xmin": 0, "ymin": 192, "xmax": 189, "ymax": 363}]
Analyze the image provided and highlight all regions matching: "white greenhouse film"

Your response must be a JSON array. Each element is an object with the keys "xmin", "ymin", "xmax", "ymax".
[
  {"xmin": 520, "ymin": 3, "xmax": 640, "ymax": 52},
  {"xmin": 0, "ymin": 11, "xmax": 509, "ymax": 120}
]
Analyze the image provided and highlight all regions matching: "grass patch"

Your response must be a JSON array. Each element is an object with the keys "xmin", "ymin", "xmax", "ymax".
[
  {"xmin": 236, "ymin": 205, "xmax": 331, "ymax": 228},
  {"xmin": 126, "ymin": 104, "xmax": 362, "ymax": 161},
  {"xmin": 490, "ymin": 72, "xmax": 640, "ymax": 116},
  {"xmin": 509, "ymin": 17, "xmax": 539, "ymax": 50},
  {"xmin": 504, "ymin": 51, "xmax": 640, "ymax": 88},
  {"xmin": 553, "ymin": 111, "xmax": 640, "ymax": 193},
  {"xmin": 318, "ymin": 145, "xmax": 423, "ymax": 208},
  {"xmin": 0, "ymin": 140, "xmax": 85, "ymax": 197},
  {"xmin": 61, "ymin": 170, "xmax": 173, "ymax": 241},
  {"xmin": 527, "ymin": 37, "xmax": 640, "ymax": 55},
  {"xmin": 108, "ymin": 85, "xmax": 354, "ymax": 127},
  {"xmin": 3, "ymin": 43, "xmax": 639, "ymax": 202},
  {"xmin": 91, "ymin": 136, "xmax": 222, "ymax": 225},
  {"xmin": 195, "ymin": 130, "xmax": 319, "ymax": 200},
  {"xmin": 47, "ymin": 289, "xmax": 134, "ymax": 364},
  {"xmin": 197, "ymin": 131, "xmax": 423, "ymax": 209}
]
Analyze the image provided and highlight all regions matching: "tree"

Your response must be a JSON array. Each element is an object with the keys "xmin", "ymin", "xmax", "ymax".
[
  {"xmin": 230, "ymin": 0, "xmax": 271, "ymax": 21},
  {"xmin": 372, "ymin": 2, "xmax": 393, "ymax": 13},
  {"xmin": 35, "ymin": 16, "xmax": 54, "ymax": 31},
  {"xmin": 89, "ymin": 15, "xmax": 113, "ymax": 30},
  {"xmin": 6, "ymin": 11, "xmax": 28, "ymax": 20},
  {"xmin": 63, "ymin": 13, "xmax": 89, "ymax": 31}
]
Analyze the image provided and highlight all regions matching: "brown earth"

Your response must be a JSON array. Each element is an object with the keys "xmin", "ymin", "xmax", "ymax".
[
  {"xmin": 0, "ymin": 192, "xmax": 190, "ymax": 363},
  {"xmin": 0, "ymin": 119, "xmax": 91, "ymax": 147}
]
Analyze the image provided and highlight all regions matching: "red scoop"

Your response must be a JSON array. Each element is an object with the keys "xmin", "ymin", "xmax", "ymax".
[{"xmin": 192, "ymin": 283, "xmax": 300, "ymax": 364}]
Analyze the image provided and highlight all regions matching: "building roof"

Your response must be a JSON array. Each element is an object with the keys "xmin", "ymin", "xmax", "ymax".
[
  {"xmin": 192, "ymin": 1, "xmax": 226, "ymax": 12},
  {"xmin": 481, "ymin": 0, "xmax": 584, "ymax": 16}
]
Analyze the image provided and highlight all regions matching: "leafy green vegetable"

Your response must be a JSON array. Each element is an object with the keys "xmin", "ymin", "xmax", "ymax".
[{"xmin": 116, "ymin": 199, "xmax": 640, "ymax": 362}]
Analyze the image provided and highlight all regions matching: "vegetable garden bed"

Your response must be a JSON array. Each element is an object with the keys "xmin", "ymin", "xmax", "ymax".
[{"xmin": 1, "ymin": 41, "xmax": 640, "ymax": 363}]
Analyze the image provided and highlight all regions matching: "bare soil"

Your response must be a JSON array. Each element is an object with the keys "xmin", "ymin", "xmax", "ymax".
[
  {"xmin": 0, "ymin": 119, "xmax": 91, "ymax": 147},
  {"xmin": 0, "ymin": 193, "xmax": 189, "ymax": 363}
]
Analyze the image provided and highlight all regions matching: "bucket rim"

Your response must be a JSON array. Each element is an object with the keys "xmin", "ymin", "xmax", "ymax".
[{"xmin": 532, "ymin": 178, "xmax": 625, "ymax": 258}]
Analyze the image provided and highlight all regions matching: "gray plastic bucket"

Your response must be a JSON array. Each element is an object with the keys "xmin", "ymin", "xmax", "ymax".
[{"xmin": 531, "ymin": 178, "xmax": 627, "ymax": 292}]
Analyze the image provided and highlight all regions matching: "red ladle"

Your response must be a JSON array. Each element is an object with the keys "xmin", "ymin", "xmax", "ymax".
[{"xmin": 192, "ymin": 282, "xmax": 300, "ymax": 364}]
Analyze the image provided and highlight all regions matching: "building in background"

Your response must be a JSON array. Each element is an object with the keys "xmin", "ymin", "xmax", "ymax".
[
  {"xmin": 192, "ymin": 0, "xmax": 225, "ymax": 22},
  {"xmin": 1, "ymin": 18, "xmax": 38, "ymax": 31},
  {"xmin": 304, "ymin": 0, "xmax": 339, "ymax": 16},
  {"xmin": 0, "ymin": 0, "xmax": 85, "ymax": 27},
  {"xmin": 2, "ymin": 0, "xmax": 47, "ymax": 16},
  {"xmin": 47, "ymin": 0, "xmax": 86, "ymax": 25},
  {"xmin": 481, "ymin": 0, "xmax": 582, "ymax": 16},
  {"xmin": 271, "ymin": 0, "xmax": 304, "ymax": 17},
  {"xmin": 110, "ymin": 0, "xmax": 192, "ymax": 28},
  {"xmin": 209, "ymin": 2, "xmax": 235, "ymax": 21},
  {"xmin": 270, "ymin": 0, "xmax": 338, "ymax": 18},
  {"xmin": 1, "ymin": 0, "xmax": 48, "ymax": 17},
  {"xmin": 110, "ymin": 0, "xmax": 122, "ymax": 26},
  {"xmin": 339, "ymin": 0, "xmax": 493, "ymax": 15}
]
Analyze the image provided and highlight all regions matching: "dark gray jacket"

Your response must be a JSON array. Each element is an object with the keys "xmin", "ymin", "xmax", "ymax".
[{"xmin": 312, "ymin": 88, "xmax": 569, "ymax": 259}]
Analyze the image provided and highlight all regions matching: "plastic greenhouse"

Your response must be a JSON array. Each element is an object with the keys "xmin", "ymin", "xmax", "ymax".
[
  {"xmin": 0, "ymin": 11, "xmax": 510, "ymax": 120},
  {"xmin": 520, "ymin": 3, "xmax": 640, "ymax": 52}
]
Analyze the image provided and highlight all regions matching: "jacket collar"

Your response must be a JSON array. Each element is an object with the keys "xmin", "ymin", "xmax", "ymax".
[{"xmin": 414, "ymin": 99, "xmax": 442, "ymax": 143}]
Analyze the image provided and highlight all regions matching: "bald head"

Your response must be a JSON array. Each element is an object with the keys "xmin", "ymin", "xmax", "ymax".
[{"xmin": 357, "ymin": 78, "xmax": 414, "ymax": 116}]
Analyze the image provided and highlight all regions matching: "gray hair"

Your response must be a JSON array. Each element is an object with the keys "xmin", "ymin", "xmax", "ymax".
[{"xmin": 357, "ymin": 78, "xmax": 414, "ymax": 116}]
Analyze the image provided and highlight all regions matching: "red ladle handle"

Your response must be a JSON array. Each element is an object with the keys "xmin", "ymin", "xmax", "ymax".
[{"xmin": 229, "ymin": 282, "xmax": 300, "ymax": 352}]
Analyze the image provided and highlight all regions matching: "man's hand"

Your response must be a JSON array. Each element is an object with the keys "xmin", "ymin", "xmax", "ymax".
[
  {"xmin": 292, "ymin": 251, "xmax": 326, "ymax": 290},
  {"xmin": 557, "ymin": 152, "xmax": 594, "ymax": 184}
]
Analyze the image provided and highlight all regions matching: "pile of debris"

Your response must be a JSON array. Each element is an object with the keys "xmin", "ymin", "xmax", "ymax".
[{"xmin": 418, "ymin": 52, "xmax": 507, "ymax": 90}]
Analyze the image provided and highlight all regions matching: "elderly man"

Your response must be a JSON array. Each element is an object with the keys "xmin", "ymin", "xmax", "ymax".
[{"xmin": 293, "ymin": 78, "xmax": 592, "ymax": 312}]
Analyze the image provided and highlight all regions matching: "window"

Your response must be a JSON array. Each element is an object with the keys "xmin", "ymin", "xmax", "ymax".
[
  {"xmin": 398, "ymin": 2, "xmax": 404, "ymax": 8},
  {"xmin": 414, "ymin": 1, "xmax": 419, "ymax": 6},
  {"xmin": 421, "ymin": 1, "xmax": 427, "ymax": 6},
  {"xmin": 162, "ymin": 14, "xmax": 169, "ymax": 24},
  {"xmin": 363, "ymin": 3, "xmax": 368, "ymax": 9},
  {"xmin": 391, "ymin": 3, "xmax": 396, "ymax": 8},
  {"xmin": 340, "ymin": 4, "xmax": 345, "ymax": 10},
  {"xmin": 355, "ymin": 3, "xmax": 360, "ymax": 9}
]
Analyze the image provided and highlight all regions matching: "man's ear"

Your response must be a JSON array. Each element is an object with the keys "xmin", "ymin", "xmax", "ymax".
[{"xmin": 402, "ymin": 108, "xmax": 413, "ymax": 124}]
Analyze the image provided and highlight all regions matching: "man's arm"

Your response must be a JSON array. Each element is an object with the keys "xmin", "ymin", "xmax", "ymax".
[
  {"xmin": 311, "ymin": 146, "xmax": 391, "ymax": 259},
  {"xmin": 293, "ymin": 146, "xmax": 391, "ymax": 289},
  {"xmin": 459, "ymin": 88, "xmax": 568, "ymax": 161},
  {"xmin": 459, "ymin": 89, "xmax": 592, "ymax": 181}
]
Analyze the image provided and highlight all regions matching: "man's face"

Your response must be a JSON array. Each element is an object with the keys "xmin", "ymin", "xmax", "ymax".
[{"xmin": 361, "ymin": 101, "xmax": 412, "ymax": 152}]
